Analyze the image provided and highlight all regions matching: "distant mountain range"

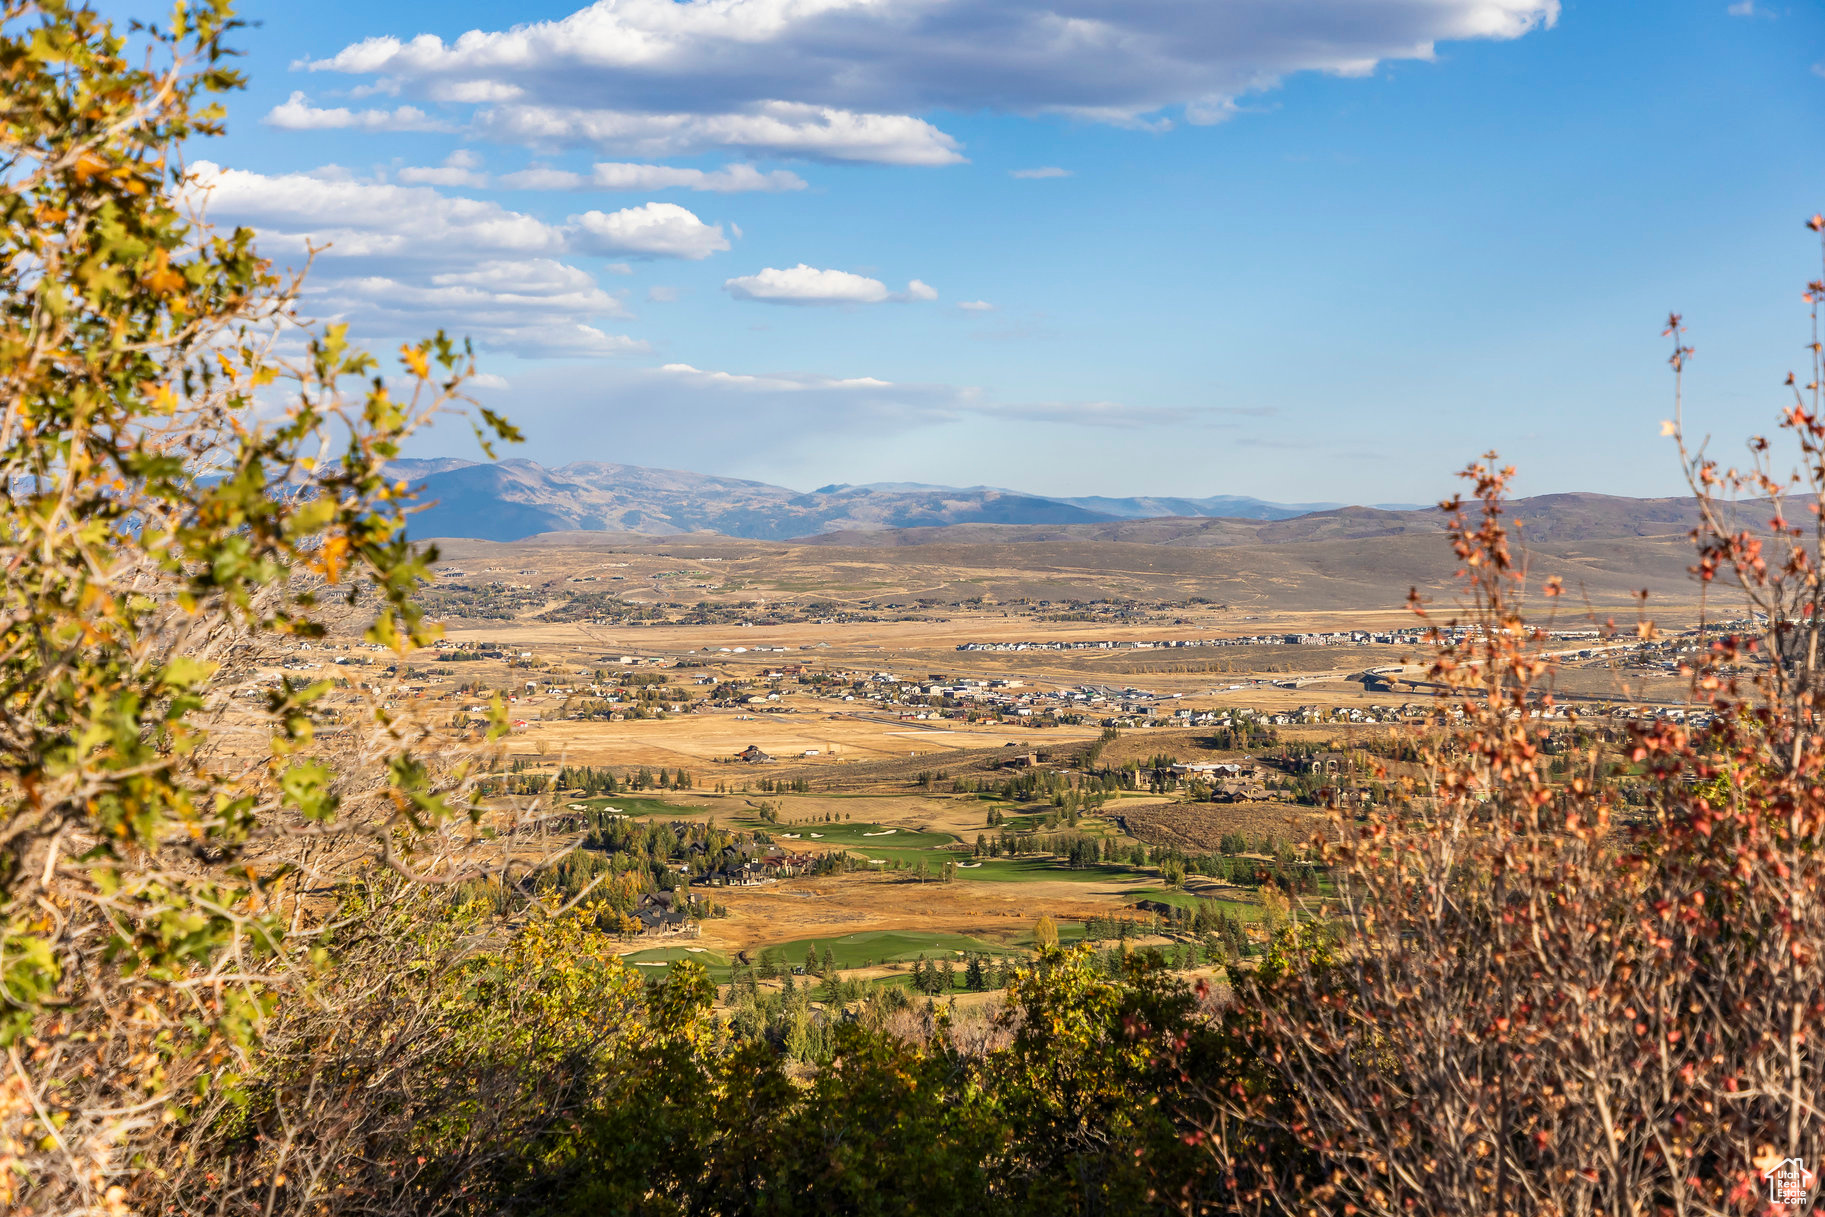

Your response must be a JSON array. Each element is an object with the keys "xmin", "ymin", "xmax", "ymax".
[{"xmin": 392, "ymin": 458, "xmax": 1426, "ymax": 543}]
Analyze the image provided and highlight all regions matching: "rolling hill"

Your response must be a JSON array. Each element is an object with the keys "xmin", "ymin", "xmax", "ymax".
[{"xmin": 394, "ymin": 458, "xmax": 1428, "ymax": 543}]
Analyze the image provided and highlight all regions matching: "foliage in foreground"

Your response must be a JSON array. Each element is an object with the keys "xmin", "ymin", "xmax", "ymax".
[
  {"xmin": 7, "ymin": 2, "xmax": 1825, "ymax": 1214},
  {"xmin": 0, "ymin": 2, "xmax": 515, "ymax": 1208},
  {"xmin": 151, "ymin": 283, "xmax": 1825, "ymax": 1217}
]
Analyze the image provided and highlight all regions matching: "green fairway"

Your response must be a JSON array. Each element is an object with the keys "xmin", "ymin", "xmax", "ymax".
[
  {"xmin": 567, "ymin": 795, "xmax": 710, "ymax": 817},
  {"xmin": 1126, "ymin": 886, "xmax": 1205, "ymax": 912},
  {"xmin": 774, "ymin": 822, "xmax": 955, "ymax": 849},
  {"xmin": 621, "ymin": 924, "xmax": 1091, "ymax": 983},
  {"xmin": 954, "ymin": 856, "xmax": 1142, "ymax": 885},
  {"xmin": 757, "ymin": 928, "xmax": 1023, "ymax": 969},
  {"xmin": 619, "ymin": 944, "xmax": 734, "ymax": 982}
]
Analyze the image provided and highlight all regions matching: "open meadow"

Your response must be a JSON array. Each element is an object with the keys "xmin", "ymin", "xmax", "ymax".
[{"xmin": 305, "ymin": 519, "xmax": 1715, "ymax": 999}]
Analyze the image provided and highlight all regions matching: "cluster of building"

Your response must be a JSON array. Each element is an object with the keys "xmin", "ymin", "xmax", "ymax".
[
  {"xmin": 956, "ymin": 626, "xmax": 1613, "ymax": 653},
  {"xmin": 957, "ymin": 629, "xmax": 1429, "ymax": 652}
]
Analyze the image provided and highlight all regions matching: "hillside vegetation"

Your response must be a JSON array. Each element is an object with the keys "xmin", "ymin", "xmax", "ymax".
[{"xmin": 4, "ymin": 8, "xmax": 1825, "ymax": 1216}]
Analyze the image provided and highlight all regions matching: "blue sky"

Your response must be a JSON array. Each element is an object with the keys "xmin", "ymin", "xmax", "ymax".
[{"xmin": 155, "ymin": 0, "xmax": 1824, "ymax": 502}]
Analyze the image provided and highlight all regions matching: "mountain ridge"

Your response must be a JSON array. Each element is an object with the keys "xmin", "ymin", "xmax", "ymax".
[
  {"xmin": 392, "ymin": 458, "xmax": 1708, "ymax": 547},
  {"xmin": 393, "ymin": 458, "xmax": 1436, "ymax": 542}
]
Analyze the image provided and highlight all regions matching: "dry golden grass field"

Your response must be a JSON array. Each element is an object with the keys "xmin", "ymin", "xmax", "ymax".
[{"xmin": 301, "ymin": 520, "xmax": 1717, "ymax": 970}]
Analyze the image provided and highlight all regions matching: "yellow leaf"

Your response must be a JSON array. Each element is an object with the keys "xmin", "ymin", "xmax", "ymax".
[
  {"xmin": 401, "ymin": 344, "xmax": 430, "ymax": 379},
  {"xmin": 317, "ymin": 535, "xmax": 351, "ymax": 584}
]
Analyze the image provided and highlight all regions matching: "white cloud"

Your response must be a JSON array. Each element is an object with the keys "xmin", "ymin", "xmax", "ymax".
[
  {"xmin": 723, "ymin": 264, "xmax": 937, "ymax": 305},
  {"xmin": 646, "ymin": 285, "xmax": 680, "ymax": 303},
  {"xmin": 191, "ymin": 161, "xmax": 565, "ymax": 258},
  {"xmin": 476, "ymin": 102, "xmax": 962, "ymax": 166},
  {"xmin": 397, "ymin": 148, "xmax": 489, "ymax": 187},
  {"xmin": 313, "ymin": 262, "xmax": 645, "ymax": 357},
  {"xmin": 589, "ymin": 161, "xmax": 806, "ymax": 191},
  {"xmin": 657, "ymin": 363, "xmax": 899, "ymax": 393},
  {"xmin": 726, "ymin": 264, "xmax": 887, "ymax": 304},
  {"xmin": 428, "ymin": 79, "xmax": 526, "ymax": 103},
  {"xmin": 499, "ymin": 161, "xmax": 804, "ymax": 191},
  {"xmin": 306, "ymin": 0, "xmax": 1557, "ymax": 163},
  {"xmin": 187, "ymin": 162, "xmax": 643, "ymax": 358},
  {"xmin": 470, "ymin": 372, "xmax": 512, "ymax": 389},
  {"xmin": 571, "ymin": 201, "xmax": 731, "ymax": 259},
  {"xmin": 1725, "ymin": 0, "xmax": 1770, "ymax": 15},
  {"xmin": 957, "ymin": 300, "xmax": 994, "ymax": 312},
  {"xmin": 498, "ymin": 166, "xmax": 587, "ymax": 190},
  {"xmin": 308, "ymin": 264, "xmax": 645, "ymax": 358},
  {"xmin": 562, "ymin": 360, "xmax": 1185, "ymax": 437},
  {"xmin": 1010, "ymin": 167, "xmax": 1071, "ymax": 179},
  {"xmin": 264, "ymin": 90, "xmax": 449, "ymax": 132}
]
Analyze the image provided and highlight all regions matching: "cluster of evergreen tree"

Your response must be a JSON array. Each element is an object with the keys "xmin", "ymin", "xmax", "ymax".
[
  {"xmin": 910, "ymin": 954, "xmax": 956, "ymax": 995},
  {"xmin": 555, "ymin": 764, "xmax": 621, "ymax": 794}
]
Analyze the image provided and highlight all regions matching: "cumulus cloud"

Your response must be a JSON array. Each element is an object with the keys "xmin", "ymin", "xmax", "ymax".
[
  {"xmin": 188, "ymin": 162, "xmax": 645, "ymax": 357},
  {"xmin": 724, "ymin": 264, "xmax": 936, "ymax": 305},
  {"xmin": 499, "ymin": 161, "xmax": 804, "ymax": 191},
  {"xmin": 726, "ymin": 265, "xmax": 887, "ymax": 304},
  {"xmin": 397, "ymin": 148, "xmax": 489, "ymax": 187},
  {"xmin": 265, "ymin": 90, "xmax": 449, "ymax": 132},
  {"xmin": 301, "ymin": 261, "xmax": 643, "ymax": 357},
  {"xmin": 192, "ymin": 161, "xmax": 565, "ymax": 258},
  {"xmin": 1010, "ymin": 166, "xmax": 1071, "ymax": 179},
  {"xmin": 297, "ymin": 262, "xmax": 644, "ymax": 358},
  {"xmin": 497, "ymin": 166, "xmax": 589, "ymax": 190},
  {"xmin": 304, "ymin": 0, "xmax": 1557, "ymax": 163},
  {"xmin": 476, "ymin": 102, "xmax": 961, "ymax": 165},
  {"xmin": 194, "ymin": 165, "xmax": 730, "ymax": 263},
  {"xmin": 571, "ymin": 202, "xmax": 731, "ymax": 259},
  {"xmin": 588, "ymin": 161, "xmax": 806, "ymax": 191}
]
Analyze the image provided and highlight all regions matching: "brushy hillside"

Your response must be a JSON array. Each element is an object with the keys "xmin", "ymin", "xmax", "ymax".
[{"xmin": 7, "ymin": 7, "xmax": 1825, "ymax": 1214}]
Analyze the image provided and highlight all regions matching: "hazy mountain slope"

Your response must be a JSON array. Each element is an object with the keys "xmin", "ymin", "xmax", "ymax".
[
  {"xmin": 436, "ymin": 525, "xmax": 1705, "ymax": 615},
  {"xmin": 396, "ymin": 457, "xmax": 1711, "ymax": 549},
  {"xmin": 800, "ymin": 495, "xmax": 1711, "ymax": 549},
  {"xmin": 402, "ymin": 459, "xmax": 1119, "ymax": 540}
]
